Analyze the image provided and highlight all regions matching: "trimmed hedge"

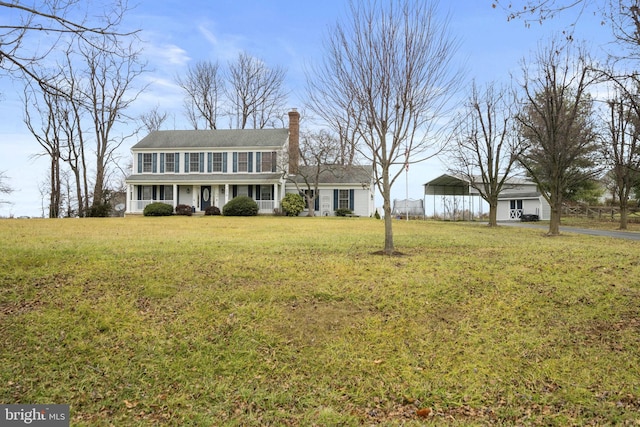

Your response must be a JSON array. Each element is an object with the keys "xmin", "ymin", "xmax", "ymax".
[
  {"xmin": 175, "ymin": 204, "xmax": 193, "ymax": 216},
  {"xmin": 335, "ymin": 208, "xmax": 353, "ymax": 217},
  {"xmin": 204, "ymin": 205, "xmax": 221, "ymax": 216},
  {"xmin": 143, "ymin": 202, "xmax": 174, "ymax": 217},
  {"xmin": 222, "ymin": 196, "xmax": 259, "ymax": 216}
]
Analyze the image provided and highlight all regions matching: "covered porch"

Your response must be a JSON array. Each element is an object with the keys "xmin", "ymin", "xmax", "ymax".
[{"xmin": 124, "ymin": 174, "xmax": 285, "ymax": 215}]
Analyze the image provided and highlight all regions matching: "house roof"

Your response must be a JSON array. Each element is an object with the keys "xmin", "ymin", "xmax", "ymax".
[
  {"xmin": 131, "ymin": 129, "xmax": 289, "ymax": 150},
  {"xmin": 289, "ymin": 165, "xmax": 374, "ymax": 185},
  {"xmin": 498, "ymin": 192, "xmax": 542, "ymax": 200}
]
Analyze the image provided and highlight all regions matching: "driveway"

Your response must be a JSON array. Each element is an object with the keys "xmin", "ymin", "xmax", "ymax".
[{"xmin": 497, "ymin": 221, "xmax": 640, "ymax": 241}]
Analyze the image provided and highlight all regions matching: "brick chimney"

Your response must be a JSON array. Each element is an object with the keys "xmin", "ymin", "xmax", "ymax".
[{"xmin": 288, "ymin": 109, "xmax": 300, "ymax": 174}]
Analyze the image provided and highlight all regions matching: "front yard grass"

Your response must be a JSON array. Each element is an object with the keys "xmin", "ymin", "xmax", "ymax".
[{"xmin": 0, "ymin": 216, "xmax": 639, "ymax": 425}]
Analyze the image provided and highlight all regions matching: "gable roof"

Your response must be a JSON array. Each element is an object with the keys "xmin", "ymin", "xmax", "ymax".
[
  {"xmin": 289, "ymin": 165, "xmax": 374, "ymax": 185},
  {"xmin": 131, "ymin": 129, "xmax": 289, "ymax": 150}
]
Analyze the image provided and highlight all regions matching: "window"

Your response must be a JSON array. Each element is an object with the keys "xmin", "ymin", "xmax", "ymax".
[
  {"xmin": 261, "ymin": 186, "xmax": 273, "ymax": 201},
  {"xmin": 338, "ymin": 189, "xmax": 350, "ymax": 209},
  {"xmin": 164, "ymin": 153, "xmax": 175, "ymax": 172},
  {"xmin": 143, "ymin": 154, "xmax": 152, "ymax": 173},
  {"xmin": 237, "ymin": 152, "xmax": 248, "ymax": 172},
  {"xmin": 261, "ymin": 152, "xmax": 276, "ymax": 172},
  {"xmin": 162, "ymin": 185, "xmax": 173, "ymax": 201},
  {"xmin": 212, "ymin": 153, "xmax": 223, "ymax": 172},
  {"xmin": 190, "ymin": 153, "xmax": 200, "ymax": 173},
  {"xmin": 142, "ymin": 185, "xmax": 153, "ymax": 200}
]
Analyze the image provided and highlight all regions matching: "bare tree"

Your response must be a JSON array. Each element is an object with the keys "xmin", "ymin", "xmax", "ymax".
[
  {"xmin": 0, "ymin": 0, "xmax": 137, "ymax": 95},
  {"xmin": 0, "ymin": 171, "xmax": 13, "ymax": 207},
  {"xmin": 23, "ymin": 85, "xmax": 64, "ymax": 218},
  {"xmin": 287, "ymin": 129, "xmax": 342, "ymax": 216},
  {"xmin": 78, "ymin": 39, "xmax": 145, "ymax": 214},
  {"xmin": 311, "ymin": 0, "xmax": 463, "ymax": 254},
  {"xmin": 516, "ymin": 41, "xmax": 601, "ymax": 235},
  {"xmin": 306, "ymin": 77, "xmax": 363, "ymax": 166},
  {"xmin": 140, "ymin": 105, "xmax": 169, "ymax": 133},
  {"xmin": 448, "ymin": 81, "xmax": 524, "ymax": 227},
  {"xmin": 603, "ymin": 87, "xmax": 640, "ymax": 229},
  {"xmin": 493, "ymin": 1, "xmax": 640, "ymax": 58},
  {"xmin": 226, "ymin": 52, "xmax": 288, "ymax": 129},
  {"xmin": 176, "ymin": 60, "xmax": 223, "ymax": 129}
]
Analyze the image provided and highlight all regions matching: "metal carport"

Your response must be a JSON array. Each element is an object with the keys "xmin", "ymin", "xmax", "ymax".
[{"xmin": 423, "ymin": 174, "xmax": 482, "ymax": 220}]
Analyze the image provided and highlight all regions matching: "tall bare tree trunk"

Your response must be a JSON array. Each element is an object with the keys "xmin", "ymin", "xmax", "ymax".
[
  {"xmin": 381, "ymin": 169, "xmax": 394, "ymax": 254},
  {"xmin": 549, "ymin": 204, "xmax": 561, "ymax": 236},
  {"xmin": 488, "ymin": 199, "xmax": 498, "ymax": 227},
  {"xmin": 619, "ymin": 197, "xmax": 629, "ymax": 230}
]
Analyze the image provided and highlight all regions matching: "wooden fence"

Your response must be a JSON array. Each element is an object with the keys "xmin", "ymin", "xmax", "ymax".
[{"xmin": 562, "ymin": 205, "xmax": 640, "ymax": 220}]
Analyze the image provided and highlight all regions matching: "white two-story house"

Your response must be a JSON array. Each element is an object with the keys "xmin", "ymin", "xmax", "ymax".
[{"xmin": 125, "ymin": 110, "xmax": 375, "ymax": 216}]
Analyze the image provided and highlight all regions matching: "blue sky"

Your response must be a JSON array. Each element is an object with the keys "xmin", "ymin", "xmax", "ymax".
[{"xmin": 0, "ymin": 1, "xmax": 614, "ymax": 217}]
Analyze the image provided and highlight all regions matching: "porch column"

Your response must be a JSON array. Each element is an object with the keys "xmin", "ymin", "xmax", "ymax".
[
  {"xmin": 125, "ymin": 184, "xmax": 131, "ymax": 213},
  {"xmin": 224, "ymin": 183, "xmax": 229, "ymax": 205},
  {"xmin": 173, "ymin": 184, "xmax": 177, "ymax": 209},
  {"xmin": 273, "ymin": 184, "xmax": 279, "ymax": 209}
]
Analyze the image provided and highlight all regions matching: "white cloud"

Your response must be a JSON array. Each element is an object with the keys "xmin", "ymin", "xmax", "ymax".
[
  {"xmin": 197, "ymin": 23, "xmax": 245, "ymax": 61},
  {"xmin": 145, "ymin": 42, "xmax": 191, "ymax": 67}
]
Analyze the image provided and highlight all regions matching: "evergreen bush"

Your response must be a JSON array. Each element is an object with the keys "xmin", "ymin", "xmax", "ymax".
[
  {"xmin": 335, "ymin": 208, "xmax": 352, "ymax": 217},
  {"xmin": 281, "ymin": 193, "xmax": 305, "ymax": 216},
  {"xmin": 222, "ymin": 196, "xmax": 259, "ymax": 216},
  {"xmin": 175, "ymin": 204, "xmax": 193, "ymax": 216},
  {"xmin": 204, "ymin": 205, "xmax": 221, "ymax": 216},
  {"xmin": 87, "ymin": 202, "xmax": 112, "ymax": 217},
  {"xmin": 143, "ymin": 202, "xmax": 174, "ymax": 217}
]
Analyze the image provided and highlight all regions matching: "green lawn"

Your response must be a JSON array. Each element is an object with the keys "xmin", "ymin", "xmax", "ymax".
[{"xmin": 1, "ymin": 216, "xmax": 639, "ymax": 425}]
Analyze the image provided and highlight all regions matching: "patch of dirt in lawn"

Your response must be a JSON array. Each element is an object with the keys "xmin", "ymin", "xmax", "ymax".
[{"xmin": 274, "ymin": 299, "xmax": 367, "ymax": 346}]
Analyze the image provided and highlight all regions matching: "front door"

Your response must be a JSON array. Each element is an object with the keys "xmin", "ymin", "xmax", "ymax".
[{"xmin": 201, "ymin": 186, "xmax": 212, "ymax": 210}]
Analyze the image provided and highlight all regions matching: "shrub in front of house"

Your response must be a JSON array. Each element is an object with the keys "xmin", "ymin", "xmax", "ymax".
[
  {"xmin": 222, "ymin": 196, "xmax": 259, "ymax": 216},
  {"xmin": 204, "ymin": 205, "xmax": 221, "ymax": 216},
  {"xmin": 281, "ymin": 193, "xmax": 305, "ymax": 216},
  {"xmin": 335, "ymin": 208, "xmax": 352, "ymax": 217},
  {"xmin": 143, "ymin": 202, "xmax": 174, "ymax": 216},
  {"xmin": 175, "ymin": 204, "xmax": 193, "ymax": 216}
]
